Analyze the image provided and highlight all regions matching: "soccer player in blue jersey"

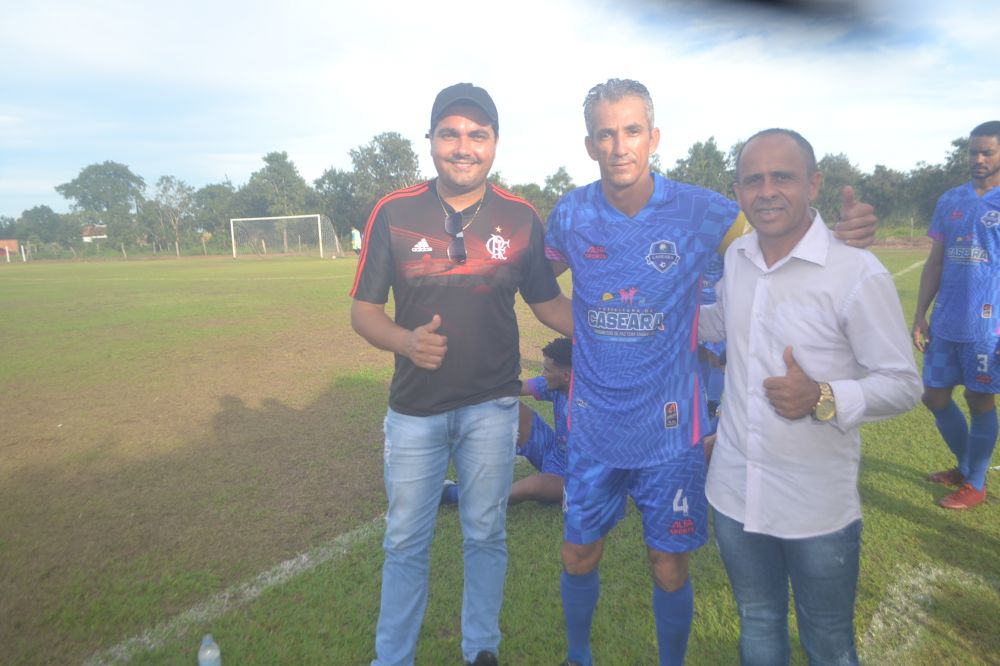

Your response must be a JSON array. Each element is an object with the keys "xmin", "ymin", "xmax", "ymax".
[
  {"xmin": 442, "ymin": 337, "xmax": 571, "ymax": 505},
  {"xmin": 544, "ymin": 78, "xmax": 878, "ymax": 666},
  {"xmin": 912, "ymin": 120, "xmax": 1000, "ymax": 510}
]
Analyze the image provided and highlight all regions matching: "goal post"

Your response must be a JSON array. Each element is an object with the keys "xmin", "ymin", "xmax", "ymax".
[{"xmin": 229, "ymin": 214, "xmax": 343, "ymax": 259}]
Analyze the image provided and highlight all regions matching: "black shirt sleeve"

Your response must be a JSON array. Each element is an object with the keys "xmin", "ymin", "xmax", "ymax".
[
  {"xmin": 517, "ymin": 214, "xmax": 561, "ymax": 304},
  {"xmin": 350, "ymin": 206, "xmax": 392, "ymax": 304}
]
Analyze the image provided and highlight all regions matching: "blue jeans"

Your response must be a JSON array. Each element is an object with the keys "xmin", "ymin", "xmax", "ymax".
[
  {"xmin": 713, "ymin": 508, "xmax": 861, "ymax": 666},
  {"xmin": 372, "ymin": 397, "xmax": 518, "ymax": 666}
]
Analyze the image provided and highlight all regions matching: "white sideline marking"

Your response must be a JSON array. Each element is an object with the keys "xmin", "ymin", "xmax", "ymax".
[
  {"xmin": 891, "ymin": 260, "xmax": 925, "ymax": 279},
  {"xmin": 860, "ymin": 562, "xmax": 1000, "ymax": 663},
  {"xmin": 83, "ymin": 516, "xmax": 384, "ymax": 665}
]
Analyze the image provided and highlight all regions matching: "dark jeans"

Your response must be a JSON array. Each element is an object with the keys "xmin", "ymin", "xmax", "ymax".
[{"xmin": 713, "ymin": 508, "xmax": 861, "ymax": 665}]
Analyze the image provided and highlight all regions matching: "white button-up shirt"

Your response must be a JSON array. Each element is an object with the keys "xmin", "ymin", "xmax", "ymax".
[{"xmin": 699, "ymin": 212, "xmax": 921, "ymax": 538}]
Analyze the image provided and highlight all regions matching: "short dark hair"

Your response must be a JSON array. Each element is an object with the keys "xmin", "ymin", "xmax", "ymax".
[
  {"xmin": 583, "ymin": 78, "xmax": 654, "ymax": 138},
  {"xmin": 971, "ymin": 121, "xmax": 1000, "ymax": 141},
  {"xmin": 541, "ymin": 337, "xmax": 572, "ymax": 369},
  {"xmin": 736, "ymin": 128, "xmax": 818, "ymax": 179}
]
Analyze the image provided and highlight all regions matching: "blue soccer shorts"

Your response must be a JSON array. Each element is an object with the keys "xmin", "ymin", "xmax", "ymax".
[
  {"xmin": 923, "ymin": 334, "xmax": 1000, "ymax": 393},
  {"xmin": 517, "ymin": 412, "xmax": 566, "ymax": 477},
  {"xmin": 562, "ymin": 443, "xmax": 708, "ymax": 553}
]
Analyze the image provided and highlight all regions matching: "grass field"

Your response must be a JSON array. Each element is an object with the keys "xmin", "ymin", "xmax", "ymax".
[{"xmin": 1, "ymin": 251, "xmax": 998, "ymax": 665}]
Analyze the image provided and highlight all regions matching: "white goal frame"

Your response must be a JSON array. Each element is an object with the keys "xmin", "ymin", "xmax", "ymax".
[{"xmin": 229, "ymin": 214, "xmax": 343, "ymax": 259}]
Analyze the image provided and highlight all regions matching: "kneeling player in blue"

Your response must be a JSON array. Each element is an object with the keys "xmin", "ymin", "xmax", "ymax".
[{"xmin": 443, "ymin": 337, "xmax": 571, "ymax": 505}]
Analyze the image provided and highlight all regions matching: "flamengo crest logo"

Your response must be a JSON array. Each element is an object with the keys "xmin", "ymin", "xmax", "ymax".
[
  {"xmin": 982, "ymin": 210, "xmax": 1000, "ymax": 228},
  {"xmin": 646, "ymin": 240, "xmax": 680, "ymax": 272},
  {"xmin": 486, "ymin": 234, "xmax": 511, "ymax": 260}
]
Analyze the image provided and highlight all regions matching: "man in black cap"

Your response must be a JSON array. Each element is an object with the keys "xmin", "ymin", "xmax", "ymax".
[{"xmin": 351, "ymin": 83, "xmax": 572, "ymax": 666}]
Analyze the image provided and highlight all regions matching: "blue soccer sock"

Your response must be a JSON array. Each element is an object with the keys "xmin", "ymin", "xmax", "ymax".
[
  {"xmin": 561, "ymin": 569, "xmax": 599, "ymax": 666},
  {"xmin": 932, "ymin": 400, "xmax": 970, "ymax": 476},
  {"xmin": 653, "ymin": 578, "xmax": 693, "ymax": 666},
  {"xmin": 965, "ymin": 409, "xmax": 998, "ymax": 490}
]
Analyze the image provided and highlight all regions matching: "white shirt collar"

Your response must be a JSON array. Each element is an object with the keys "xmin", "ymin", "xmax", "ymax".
[{"xmin": 736, "ymin": 208, "xmax": 830, "ymax": 272}]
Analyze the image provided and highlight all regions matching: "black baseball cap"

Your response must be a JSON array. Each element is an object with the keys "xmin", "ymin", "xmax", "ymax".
[{"xmin": 428, "ymin": 83, "xmax": 499, "ymax": 137}]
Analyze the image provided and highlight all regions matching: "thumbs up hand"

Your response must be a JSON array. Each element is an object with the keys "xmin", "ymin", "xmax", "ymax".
[
  {"xmin": 405, "ymin": 314, "xmax": 448, "ymax": 370},
  {"xmin": 832, "ymin": 185, "xmax": 877, "ymax": 248},
  {"xmin": 762, "ymin": 346, "xmax": 821, "ymax": 419}
]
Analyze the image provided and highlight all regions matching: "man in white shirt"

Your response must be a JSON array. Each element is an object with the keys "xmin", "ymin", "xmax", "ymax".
[{"xmin": 699, "ymin": 128, "xmax": 921, "ymax": 666}]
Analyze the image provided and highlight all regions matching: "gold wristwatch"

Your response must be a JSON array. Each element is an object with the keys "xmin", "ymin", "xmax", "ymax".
[{"xmin": 812, "ymin": 382, "xmax": 836, "ymax": 422}]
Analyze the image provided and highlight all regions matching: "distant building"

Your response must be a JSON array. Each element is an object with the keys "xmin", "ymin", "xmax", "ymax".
[
  {"xmin": 82, "ymin": 224, "xmax": 108, "ymax": 243},
  {"xmin": 0, "ymin": 239, "xmax": 18, "ymax": 256}
]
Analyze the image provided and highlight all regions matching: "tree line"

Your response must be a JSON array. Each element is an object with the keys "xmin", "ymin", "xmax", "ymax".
[
  {"xmin": 0, "ymin": 131, "xmax": 971, "ymax": 258},
  {"xmin": 659, "ymin": 135, "xmax": 970, "ymax": 234}
]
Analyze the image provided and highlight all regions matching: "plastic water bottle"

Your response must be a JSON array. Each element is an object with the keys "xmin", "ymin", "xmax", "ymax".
[{"xmin": 198, "ymin": 633, "xmax": 221, "ymax": 666}]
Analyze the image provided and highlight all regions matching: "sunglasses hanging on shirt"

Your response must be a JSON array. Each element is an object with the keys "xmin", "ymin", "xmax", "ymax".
[{"xmin": 440, "ymin": 196, "xmax": 484, "ymax": 265}]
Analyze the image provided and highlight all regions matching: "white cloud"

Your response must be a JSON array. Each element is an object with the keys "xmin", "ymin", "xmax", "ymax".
[{"xmin": 1, "ymin": 0, "xmax": 996, "ymax": 218}]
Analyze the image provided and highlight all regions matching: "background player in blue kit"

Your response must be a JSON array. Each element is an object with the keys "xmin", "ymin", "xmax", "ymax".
[
  {"xmin": 912, "ymin": 120, "xmax": 1000, "ymax": 510},
  {"xmin": 443, "ymin": 337, "xmax": 571, "ymax": 506},
  {"xmin": 544, "ymin": 79, "xmax": 878, "ymax": 666}
]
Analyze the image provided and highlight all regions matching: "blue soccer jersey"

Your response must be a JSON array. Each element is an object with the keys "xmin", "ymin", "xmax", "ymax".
[
  {"xmin": 524, "ymin": 375, "xmax": 570, "ymax": 451},
  {"xmin": 545, "ymin": 175, "xmax": 741, "ymax": 468},
  {"xmin": 928, "ymin": 183, "xmax": 1000, "ymax": 342},
  {"xmin": 701, "ymin": 251, "xmax": 724, "ymax": 306}
]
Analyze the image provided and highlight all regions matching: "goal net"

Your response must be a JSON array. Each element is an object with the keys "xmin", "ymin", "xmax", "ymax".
[{"xmin": 229, "ymin": 214, "xmax": 343, "ymax": 259}]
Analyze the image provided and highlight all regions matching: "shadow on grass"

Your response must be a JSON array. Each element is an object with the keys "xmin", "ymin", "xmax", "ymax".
[
  {"xmin": 917, "ymin": 581, "xmax": 1000, "ymax": 660},
  {"xmin": 857, "ymin": 450, "xmax": 1000, "ymax": 663},
  {"xmin": 859, "ymin": 455, "xmax": 1000, "ymax": 570},
  {"xmin": 136, "ymin": 448, "xmax": 747, "ymax": 664},
  {"xmin": 0, "ymin": 374, "xmax": 389, "ymax": 665}
]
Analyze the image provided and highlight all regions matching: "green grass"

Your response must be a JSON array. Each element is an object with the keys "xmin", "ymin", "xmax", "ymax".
[{"xmin": 1, "ymin": 250, "xmax": 999, "ymax": 665}]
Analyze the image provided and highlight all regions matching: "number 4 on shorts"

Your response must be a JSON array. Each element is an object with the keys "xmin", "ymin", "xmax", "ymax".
[{"xmin": 673, "ymin": 488, "xmax": 689, "ymax": 515}]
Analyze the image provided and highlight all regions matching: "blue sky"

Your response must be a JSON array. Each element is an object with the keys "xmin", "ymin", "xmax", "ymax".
[{"xmin": 1, "ymin": 0, "xmax": 996, "ymax": 219}]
